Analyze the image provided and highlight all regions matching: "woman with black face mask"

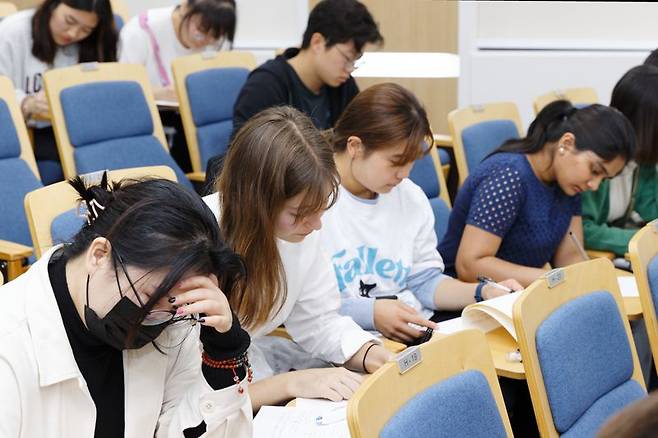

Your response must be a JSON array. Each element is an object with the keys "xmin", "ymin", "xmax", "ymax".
[{"xmin": 0, "ymin": 174, "xmax": 252, "ymax": 438}]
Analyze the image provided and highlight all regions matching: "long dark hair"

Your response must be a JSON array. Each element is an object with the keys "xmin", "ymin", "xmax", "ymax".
[
  {"xmin": 496, "ymin": 100, "xmax": 635, "ymax": 163},
  {"xmin": 32, "ymin": 0, "xmax": 118, "ymax": 64},
  {"xmin": 610, "ymin": 65, "xmax": 658, "ymax": 165},
  {"xmin": 65, "ymin": 174, "xmax": 245, "ymax": 325},
  {"xmin": 179, "ymin": 0, "xmax": 237, "ymax": 47}
]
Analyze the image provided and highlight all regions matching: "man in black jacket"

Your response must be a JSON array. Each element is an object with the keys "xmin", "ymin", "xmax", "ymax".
[{"xmin": 205, "ymin": 0, "xmax": 382, "ymax": 187}]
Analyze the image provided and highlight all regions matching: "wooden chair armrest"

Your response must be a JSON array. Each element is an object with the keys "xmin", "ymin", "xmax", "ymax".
[
  {"xmin": 0, "ymin": 239, "xmax": 33, "ymax": 260},
  {"xmin": 186, "ymin": 172, "xmax": 206, "ymax": 183},
  {"xmin": 586, "ymin": 249, "xmax": 615, "ymax": 260},
  {"xmin": 433, "ymin": 133, "xmax": 453, "ymax": 148}
]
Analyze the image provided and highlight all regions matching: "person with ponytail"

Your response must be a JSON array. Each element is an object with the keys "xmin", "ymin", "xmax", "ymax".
[
  {"xmin": 321, "ymin": 82, "xmax": 522, "ymax": 344},
  {"xmin": 582, "ymin": 65, "xmax": 658, "ymax": 257},
  {"xmin": 205, "ymin": 106, "xmax": 391, "ymax": 410},
  {"xmin": 0, "ymin": 174, "xmax": 252, "ymax": 437},
  {"xmin": 439, "ymin": 100, "xmax": 636, "ymax": 287}
]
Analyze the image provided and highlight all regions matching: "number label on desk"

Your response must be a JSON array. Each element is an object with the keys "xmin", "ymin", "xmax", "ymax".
[{"xmin": 396, "ymin": 346, "xmax": 422, "ymax": 374}]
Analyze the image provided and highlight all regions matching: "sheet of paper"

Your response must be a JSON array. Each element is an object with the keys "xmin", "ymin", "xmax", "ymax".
[
  {"xmin": 253, "ymin": 406, "xmax": 350, "ymax": 438},
  {"xmin": 617, "ymin": 276, "xmax": 639, "ymax": 297},
  {"xmin": 435, "ymin": 316, "xmax": 466, "ymax": 335}
]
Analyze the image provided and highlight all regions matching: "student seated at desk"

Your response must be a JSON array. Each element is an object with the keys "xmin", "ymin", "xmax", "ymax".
[
  {"xmin": 582, "ymin": 65, "xmax": 658, "ymax": 257},
  {"xmin": 438, "ymin": 101, "xmax": 636, "ymax": 287},
  {"xmin": 119, "ymin": 0, "xmax": 236, "ymax": 173},
  {"xmin": 204, "ymin": 106, "xmax": 391, "ymax": 410},
  {"xmin": 204, "ymin": 0, "xmax": 383, "ymax": 184},
  {"xmin": 0, "ymin": 175, "xmax": 252, "ymax": 437},
  {"xmin": 0, "ymin": 0, "xmax": 117, "ymax": 184},
  {"xmin": 319, "ymin": 83, "xmax": 522, "ymax": 344}
]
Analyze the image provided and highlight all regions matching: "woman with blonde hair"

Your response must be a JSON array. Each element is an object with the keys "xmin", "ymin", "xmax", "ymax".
[{"xmin": 204, "ymin": 106, "xmax": 391, "ymax": 409}]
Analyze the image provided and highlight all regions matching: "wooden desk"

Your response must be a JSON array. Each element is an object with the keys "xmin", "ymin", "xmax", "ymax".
[
  {"xmin": 485, "ymin": 327, "xmax": 525, "ymax": 380},
  {"xmin": 434, "ymin": 271, "xmax": 643, "ymax": 381},
  {"xmin": 618, "ymin": 269, "xmax": 642, "ymax": 321}
]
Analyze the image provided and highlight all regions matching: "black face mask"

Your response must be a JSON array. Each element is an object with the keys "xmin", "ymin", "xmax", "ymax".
[{"xmin": 84, "ymin": 275, "xmax": 168, "ymax": 350}]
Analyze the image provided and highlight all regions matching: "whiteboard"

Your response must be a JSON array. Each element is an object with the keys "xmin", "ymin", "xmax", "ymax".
[{"xmin": 477, "ymin": 1, "xmax": 658, "ymax": 51}]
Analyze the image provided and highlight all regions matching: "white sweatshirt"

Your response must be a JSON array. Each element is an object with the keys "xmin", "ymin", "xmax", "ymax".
[
  {"xmin": 203, "ymin": 193, "xmax": 377, "ymax": 379},
  {"xmin": 0, "ymin": 9, "xmax": 80, "ymax": 105},
  {"xmin": 319, "ymin": 179, "xmax": 447, "ymax": 327},
  {"xmin": 119, "ymin": 6, "xmax": 226, "ymax": 87}
]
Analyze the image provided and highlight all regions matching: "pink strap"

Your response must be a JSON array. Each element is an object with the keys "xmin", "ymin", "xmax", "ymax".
[{"xmin": 138, "ymin": 11, "xmax": 171, "ymax": 87}]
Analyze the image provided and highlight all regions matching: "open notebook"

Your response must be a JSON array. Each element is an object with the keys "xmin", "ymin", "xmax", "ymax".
[
  {"xmin": 448, "ymin": 276, "xmax": 636, "ymax": 342},
  {"xmin": 461, "ymin": 291, "xmax": 521, "ymax": 341}
]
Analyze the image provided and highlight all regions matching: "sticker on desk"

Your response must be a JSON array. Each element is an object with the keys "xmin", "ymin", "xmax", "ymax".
[{"xmin": 396, "ymin": 346, "xmax": 422, "ymax": 374}]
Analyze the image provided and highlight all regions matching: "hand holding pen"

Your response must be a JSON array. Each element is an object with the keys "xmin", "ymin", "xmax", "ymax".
[{"xmin": 477, "ymin": 275, "xmax": 524, "ymax": 300}]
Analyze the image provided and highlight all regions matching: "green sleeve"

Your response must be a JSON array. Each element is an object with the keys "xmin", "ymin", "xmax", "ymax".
[
  {"xmin": 581, "ymin": 180, "xmax": 636, "ymax": 256},
  {"xmin": 634, "ymin": 165, "xmax": 658, "ymax": 222}
]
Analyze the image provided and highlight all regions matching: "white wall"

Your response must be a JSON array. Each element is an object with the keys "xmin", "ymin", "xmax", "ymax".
[
  {"xmin": 458, "ymin": 1, "xmax": 654, "ymax": 130},
  {"xmin": 125, "ymin": 0, "xmax": 308, "ymax": 64}
]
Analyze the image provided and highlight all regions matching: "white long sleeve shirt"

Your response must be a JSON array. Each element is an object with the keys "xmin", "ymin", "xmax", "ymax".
[
  {"xmin": 0, "ymin": 9, "xmax": 79, "ymax": 105},
  {"xmin": 203, "ymin": 193, "xmax": 377, "ymax": 379},
  {"xmin": 0, "ymin": 247, "xmax": 252, "ymax": 438}
]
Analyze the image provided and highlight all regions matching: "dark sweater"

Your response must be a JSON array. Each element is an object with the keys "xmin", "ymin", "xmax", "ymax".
[{"xmin": 204, "ymin": 48, "xmax": 359, "ymax": 189}]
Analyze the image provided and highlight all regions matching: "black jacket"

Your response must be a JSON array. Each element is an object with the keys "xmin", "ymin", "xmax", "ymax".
[{"xmin": 204, "ymin": 48, "xmax": 359, "ymax": 188}]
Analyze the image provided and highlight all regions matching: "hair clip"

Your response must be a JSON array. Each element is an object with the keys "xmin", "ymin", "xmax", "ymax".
[{"xmin": 84, "ymin": 198, "xmax": 106, "ymax": 225}]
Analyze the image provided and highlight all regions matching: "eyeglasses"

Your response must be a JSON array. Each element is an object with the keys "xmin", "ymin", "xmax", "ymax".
[
  {"xmin": 113, "ymin": 251, "xmax": 199, "ymax": 327},
  {"xmin": 141, "ymin": 309, "xmax": 199, "ymax": 326},
  {"xmin": 334, "ymin": 45, "xmax": 362, "ymax": 70}
]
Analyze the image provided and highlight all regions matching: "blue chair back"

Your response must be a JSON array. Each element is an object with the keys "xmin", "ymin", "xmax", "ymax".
[
  {"xmin": 409, "ymin": 151, "xmax": 441, "ymax": 199},
  {"xmin": 114, "ymin": 14, "xmax": 124, "ymax": 31},
  {"xmin": 60, "ymin": 81, "xmax": 192, "ymax": 189},
  {"xmin": 381, "ymin": 370, "xmax": 507, "ymax": 438},
  {"xmin": 461, "ymin": 119, "xmax": 519, "ymax": 173},
  {"xmin": 429, "ymin": 197, "xmax": 450, "ymax": 243},
  {"xmin": 0, "ymin": 99, "xmax": 42, "ymax": 247},
  {"xmin": 51, "ymin": 209, "xmax": 86, "ymax": 246},
  {"xmin": 186, "ymin": 67, "xmax": 249, "ymax": 170},
  {"xmin": 409, "ymin": 150, "xmax": 451, "ymax": 244},
  {"xmin": 535, "ymin": 291, "xmax": 645, "ymax": 436}
]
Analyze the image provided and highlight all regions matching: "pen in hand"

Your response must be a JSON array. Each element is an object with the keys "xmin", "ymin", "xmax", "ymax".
[
  {"xmin": 568, "ymin": 231, "xmax": 590, "ymax": 262},
  {"xmin": 476, "ymin": 275, "xmax": 514, "ymax": 293}
]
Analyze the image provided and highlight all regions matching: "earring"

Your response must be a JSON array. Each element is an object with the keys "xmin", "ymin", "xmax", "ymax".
[{"xmin": 558, "ymin": 145, "xmax": 565, "ymax": 155}]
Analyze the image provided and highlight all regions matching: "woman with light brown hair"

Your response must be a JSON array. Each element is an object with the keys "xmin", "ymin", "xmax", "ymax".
[
  {"xmin": 321, "ymin": 82, "xmax": 522, "ymax": 344},
  {"xmin": 203, "ymin": 106, "xmax": 391, "ymax": 410}
]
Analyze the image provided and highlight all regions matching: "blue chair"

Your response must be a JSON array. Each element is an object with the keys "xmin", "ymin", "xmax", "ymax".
[
  {"xmin": 514, "ymin": 258, "xmax": 647, "ymax": 437},
  {"xmin": 448, "ymin": 102, "xmax": 523, "ymax": 186},
  {"xmin": 628, "ymin": 220, "xmax": 658, "ymax": 379},
  {"xmin": 110, "ymin": 0, "xmax": 129, "ymax": 31},
  {"xmin": 347, "ymin": 329, "xmax": 513, "ymax": 437},
  {"xmin": 43, "ymin": 63, "xmax": 193, "ymax": 190},
  {"xmin": 25, "ymin": 166, "xmax": 178, "ymax": 259},
  {"xmin": 409, "ymin": 145, "xmax": 452, "ymax": 243},
  {"xmin": 0, "ymin": 75, "xmax": 40, "ymax": 279},
  {"xmin": 172, "ymin": 51, "xmax": 256, "ymax": 179}
]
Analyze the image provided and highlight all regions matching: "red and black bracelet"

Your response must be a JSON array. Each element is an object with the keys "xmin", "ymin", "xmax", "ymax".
[{"xmin": 202, "ymin": 350, "xmax": 253, "ymax": 394}]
